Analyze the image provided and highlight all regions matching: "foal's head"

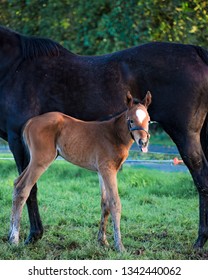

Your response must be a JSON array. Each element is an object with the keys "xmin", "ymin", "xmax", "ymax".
[{"xmin": 126, "ymin": 91, "xmax": 152, "ymax": 152}]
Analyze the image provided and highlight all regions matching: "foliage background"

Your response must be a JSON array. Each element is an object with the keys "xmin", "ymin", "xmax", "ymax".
[
  {"xmin": 0, "ymin": 0, "xmax": 207, "ymax": 55},
  {"xmin": 0, "ymin": 1, "xmax": 207, "ymax": 259}
]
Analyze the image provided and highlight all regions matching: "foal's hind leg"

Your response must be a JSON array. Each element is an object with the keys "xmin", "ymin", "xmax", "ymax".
[
  {"xmin": 98, "ymin": 174, "xmax": 110, "ymax": 247},
  {"xmin": 7, "ymin": 132, "xmax": 43, "ymax": 244},
  {"xmin": 9, "ymin": 146, "xmax": 57, "ymax": 244},
  {"xmin": 9, "ymin": 163, "xmax": 49, "ymax": 244}
]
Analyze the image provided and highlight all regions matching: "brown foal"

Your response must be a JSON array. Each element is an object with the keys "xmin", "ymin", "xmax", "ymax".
[{"xmin": 9, "ymin": 91, "xmax": 151, "ymax": 252}]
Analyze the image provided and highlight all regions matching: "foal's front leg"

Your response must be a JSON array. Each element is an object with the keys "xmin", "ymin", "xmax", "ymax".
[
  {"xmin": 98, "ymin": 174, "xmax": 110, "ymax": 247},
  {"xmin": 99, "ymin": 170, "xmax": 125, "ymax": 252}
]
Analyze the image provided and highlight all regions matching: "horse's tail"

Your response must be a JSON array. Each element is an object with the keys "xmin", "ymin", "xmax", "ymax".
[
  {"xmin": 196, "ymin": 46, "xmax": 208, "ymax": 158},
  {"xmin": 194, "ymin": 45, "xmax": 208, "ymax": 66}
]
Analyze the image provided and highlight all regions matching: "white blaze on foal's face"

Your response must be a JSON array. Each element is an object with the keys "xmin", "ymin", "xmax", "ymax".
[
  {"xmin": 132, "ymin": 106, "xmax": 150, "ymax": 153},
  {"xmin": 136, "ymin": 109, "xmax": 147, "ymax": 124}
]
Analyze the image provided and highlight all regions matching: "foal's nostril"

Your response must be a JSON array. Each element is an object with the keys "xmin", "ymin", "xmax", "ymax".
[
  {"xmin": 139, "ymin": 138, "xmax": 148, "ymax": 147},
  {"xmin": 139, "ymin": 139, "xmax": 144, "ymax": 146}
]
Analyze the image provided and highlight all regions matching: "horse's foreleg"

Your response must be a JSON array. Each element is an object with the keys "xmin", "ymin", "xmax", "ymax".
[
  {"xmin": 8, "ymin": 133, "xmax": 43, "ymax": 244},
  {"xmin": 195, "ymin": 193, "xmax": 208, "ymax": 248},
  {"xmin": 99, "ymin": 170, "xmax": 124, "ymax": 252},
  {"xmin": 24, "ymin": 184, "xmax": 44, "ymax": 244},
  {"xmin": 97, "ymin": 174, "xmax": 110, "ymax": 247}
]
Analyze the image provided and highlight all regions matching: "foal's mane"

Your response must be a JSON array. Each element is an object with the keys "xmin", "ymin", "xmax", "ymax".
[
  {"xmin": 98, "ymin": 98, "xmax": 141, "ymax": 121},
  {"xmin": 20, "ymin": 34, "xmax": 62, "ymax": 59},
  {"xmin": 98, "ymin": 109, "xmax": 127, "ymax": 121}
]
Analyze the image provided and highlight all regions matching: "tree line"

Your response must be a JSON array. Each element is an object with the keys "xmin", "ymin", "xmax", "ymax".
[{"xmin": 0, "ymin": 0, "xmax": 207, "ymax": 55}]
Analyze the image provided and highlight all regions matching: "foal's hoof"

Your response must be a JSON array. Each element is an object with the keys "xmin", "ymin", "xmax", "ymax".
[
  {"xmin": 98, "ymin": 238, "xmax": 110, "ymax": 248},
  {"xmin": 115, "ymin": 242, "xmax": 126, "ymax": 253},
  {"xmin": 8, "ymin": 228, "xmax": 19, "ymax": 245},
  {"xmin": 8, "ymin": 235, "xmax": 19, "ymax": 245},
  {"xmin": 24, "ymin": 230, "xmax": 43, "ymax": 245}
]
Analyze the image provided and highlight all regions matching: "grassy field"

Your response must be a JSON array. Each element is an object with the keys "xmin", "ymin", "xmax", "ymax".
[{"xmin": 0, "ymin": 159, "xmax": 208, "ymax": 260}]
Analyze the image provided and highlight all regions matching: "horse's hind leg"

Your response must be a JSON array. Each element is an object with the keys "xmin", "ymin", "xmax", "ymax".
[
  {"xmin": 184, "ymin": 146, "xmax": 208, "ymax": 249},
  {"xmin": 194, "ymin": 115, "xmax": 208, "ymax": 248},
  {"xmin": 166, "ymin": 124, "xmax": 208, "ymax": 249},
  {"xmin": 98, "ymin": 174, "xmax": 110, "ymax": 247}
]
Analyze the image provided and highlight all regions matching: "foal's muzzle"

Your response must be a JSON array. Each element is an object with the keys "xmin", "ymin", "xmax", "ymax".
[
  {"xmin": 138, "ymin": 137, "xmax": 149, "ymax": 153},
  {"xmin": 139, "ymin": 138, "xmax": 148, "ymax": 147},
  {"xmin": 127, "ymin": 120, "xmax": 150, "ymax": 152}
]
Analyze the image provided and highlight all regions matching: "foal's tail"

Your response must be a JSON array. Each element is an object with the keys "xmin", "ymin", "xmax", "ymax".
[
  {"xmin": 21, "ymin": 119, "xmax": 33, "ymax": 161},
  {"xmin": 14, "ymin": 120, "xmax": 32, "ymax": 187},
  {"xmin": 194, "ymin": 45, "xmax": 208, "ymax": 66}
]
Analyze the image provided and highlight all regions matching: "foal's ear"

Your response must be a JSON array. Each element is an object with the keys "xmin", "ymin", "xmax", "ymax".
[
  {"xmin": 126, "ymin": 91, "xmax": 134, "ymax": 108},
  {"xmin": 142, "ymin": 91, "xmax": 152, "ymax": 108}
]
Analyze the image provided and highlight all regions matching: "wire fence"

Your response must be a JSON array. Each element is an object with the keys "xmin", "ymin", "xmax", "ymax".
[{"xmin": 0, "ymin": 144, "xmax": 188, "ymax": 172}]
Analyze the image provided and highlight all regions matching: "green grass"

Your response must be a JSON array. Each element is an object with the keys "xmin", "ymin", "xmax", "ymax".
[{"xmin": 0, "ymin": 159, "xmax": 208, "ymax": 260}]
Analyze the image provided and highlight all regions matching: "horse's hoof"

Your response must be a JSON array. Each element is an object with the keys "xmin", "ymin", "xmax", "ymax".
[
  {"xmin": 24, "ymin": 230, "xmax": 43, "ymax": 245},
  {"xmin": 193, "ymin": 234, "xmax": 208, "ymax": 250}
]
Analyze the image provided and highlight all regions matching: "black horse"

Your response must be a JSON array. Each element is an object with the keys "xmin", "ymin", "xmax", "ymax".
[{"xmin": 1, "ymin": 26, "xmax": 208, "ymax": 249}]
